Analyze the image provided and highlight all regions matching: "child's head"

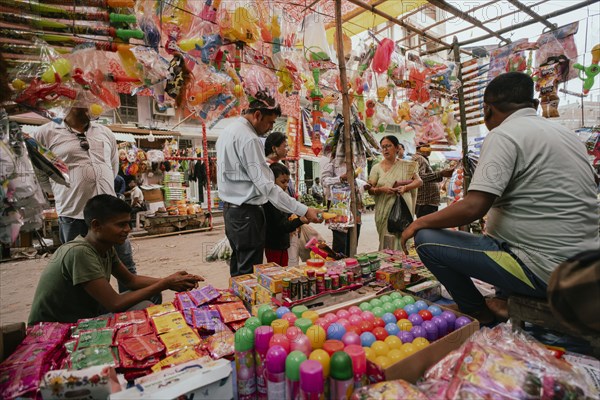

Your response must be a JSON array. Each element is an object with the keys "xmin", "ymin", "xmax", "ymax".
[
  {"xmin": 270, "ymin": 162, "xmax": 290, "ymax": 191},
  {"xmin": 128, "ymin": 180, "xmax": 138, "ymax": 189}
]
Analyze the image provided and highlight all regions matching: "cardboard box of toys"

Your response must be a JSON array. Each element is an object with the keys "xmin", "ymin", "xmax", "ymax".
[
  {"xmin": 229, "ymin": 274, "xmax": 257, "ymax": 304},
  {"xmin": 376, "ymin": 267, "xmax": 405, "ymax": 290}
]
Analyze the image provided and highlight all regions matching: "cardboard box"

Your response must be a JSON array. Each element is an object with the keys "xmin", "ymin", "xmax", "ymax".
[
  {"xmin": 229, "ymin": 274, "xmax": 257, "ymax": 303},
  {"xmin": 110, "ymin": 358, "xmax": 232, "ymax": 400},
  {"xmin": 251, "ymin": 303, "xmax": 274, "ymax": 317},
  {"xmin": 406, "ymin": 280, "xmax": 442, "ymax": 302},
  {"xmin": 258, "ymin": 270, "xmax": 295, "ymax": 293},
  {"xmin": 319, "ymin": 291, "xmax": 479, "ymax": 384},
  {"xmin": 142, "ymin": 188, "xmax": 164, "ymax": 203},
  {"xmin": 41, "ymin": 366, "xmax": 122, "ymax": 399},
  {"xmin": 253, "ymin": 262, "xmax": 281, "ymax": 274},
  {"xmin": 375, "ymin": 267, "xmax": 405, "ymax": 290},
  {"xmin": 255, "ymin": 284, "xmax": 280, "ymax": 304}
]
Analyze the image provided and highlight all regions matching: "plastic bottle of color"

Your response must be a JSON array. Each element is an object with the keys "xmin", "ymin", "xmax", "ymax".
[
  {"xmin": 329, "ymin": 351, "xmax": 354, "ymax": 400},
  {"xmin": 266, "ymin": 345, "xmax": 288, "ymax": 399},
  {"xmin": 300, "ymin": 359, "xmax": 325, "ymax": 400},
  {"xmin": 344, "ymin": 345, "xmax": 367, "ymax": 389},
  {"xmin": 255, "ymin": 326, "xmax": 274, "ymax": 399},
  {"xmin": 286, "ymin": 350, "xmax": 307, "ymax": 400},
  {"xmin": 234, "ymin": 327, "xmax": 256, "ymax": 400}
]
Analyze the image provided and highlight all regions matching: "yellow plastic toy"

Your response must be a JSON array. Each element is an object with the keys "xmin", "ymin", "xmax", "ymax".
[
  {"xmin": 376, "ymin": 86, "xmax": 388, "ymax": 102},
  {"xmin": 41, "ymin": 58, "xmax": 72, "ymax": 83},
  {"xmin": 221, "ymin": 7, "xmax": 259, "ymax": 44},
  {"xmin": 178, "ymin": 37, "xmax": 204, "ymax": 52}
]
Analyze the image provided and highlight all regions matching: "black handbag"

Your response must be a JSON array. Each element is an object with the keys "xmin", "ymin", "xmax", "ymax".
[{"xmin": 387, "ymin": 195, "xmax": 413, "ymax": 234}]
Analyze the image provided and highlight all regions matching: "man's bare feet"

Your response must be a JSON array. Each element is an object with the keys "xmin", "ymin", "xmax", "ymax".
[{"xmin": 485, "ymin": 297, "xmax": 509, "ymax": 321}]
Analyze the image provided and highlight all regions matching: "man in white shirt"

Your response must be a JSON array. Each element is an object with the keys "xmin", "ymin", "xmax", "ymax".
[
  {"xmin": 216, "ymin": 95, "xmax": 322, "ymax": 276},
  {"xmin": 310, "ymin": 177, "xmax": 324, "ymax": 205},
  {"xmin": 32, "ymin": 105, "xmax": 140, "ymax": 293},
  {"xmin": 401, "ymin": 72, "xmax": 599, "ymax": 324}
]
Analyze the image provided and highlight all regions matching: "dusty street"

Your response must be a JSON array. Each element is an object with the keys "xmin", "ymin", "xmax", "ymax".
[{"xmin": 0, "ymin": 212, "xmax": 379, "ymax": 325}]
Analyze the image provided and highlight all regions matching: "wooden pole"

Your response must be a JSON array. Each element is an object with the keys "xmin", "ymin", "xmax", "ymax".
[
  {"xmin": 452, "ymin": 36, "xmax": 471, "ymax": 193},
  {"xmin": 335, "ymin": 0, "xmax": 358, "ymax": 256}
]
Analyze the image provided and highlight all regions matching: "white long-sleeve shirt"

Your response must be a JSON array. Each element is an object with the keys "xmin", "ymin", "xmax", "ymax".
[
  {"xmin": 216, "ymin": 117, "xmax": 308, "ymax": 216},
  {"xmin": 32, "ymin": 121, "xmax": 119, "ymax": 219}
]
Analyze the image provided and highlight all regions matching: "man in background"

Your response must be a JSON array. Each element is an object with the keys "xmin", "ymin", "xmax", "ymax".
[
  {"xmin": 310, "ymin": 177, "xmax": 324, "ymax": 205},
  {"xmin": 412, "ymin": 145, "xmax": 454, "ymax": 218}
]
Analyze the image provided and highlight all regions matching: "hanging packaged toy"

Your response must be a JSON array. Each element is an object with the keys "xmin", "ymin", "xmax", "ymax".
[
  {"xmin": 536, "ymin": 22, "xmax": 579, "ymax": 81},
  {"xmin": 535, "ymin": 56, "xmax": 568, "ymax": 118},
  {"xmin": 327, "ymin": 183, "xmax": 354, "ymax": 230}
]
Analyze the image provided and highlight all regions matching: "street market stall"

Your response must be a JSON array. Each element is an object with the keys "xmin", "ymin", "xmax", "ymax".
[{"xmin": 1, "ymin": 0, "xmax": 599, "ymax": 398}]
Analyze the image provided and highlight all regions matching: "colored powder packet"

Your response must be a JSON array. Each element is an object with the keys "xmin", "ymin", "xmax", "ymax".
[
  {"xmin": 73, "ymin": 317, "xmax": 111, "ymax": 337},
  {"xmin": 123, "ymin": 368, "xmax": 153, "ymax": 382},
  {"xmin": 215, "ymin": 301, "xmax": 251, "ymax": 324},
  {"xmin": 159, "ymin": 326, "xmax": 201, "ymax": 355},
  {"xmin": 227, "ymin": 320, "xmax": 246, "ymax": 332},
  {"xmin": 152, "ymin": 311, "xmax": 188, "ymax": 335},
  {"xmin": 75, "ymin": 328, "xmax": 115, "ymax": 350},
  {"xmin": 117, "ymin": 345, "xmax": 160, "ymax": 370},
  {"xmin": 151, "ymin": 348, "xmax": 207, "ymax": 372},
  {"xmin": 111, "ymin": 310, "xmax": 148, "ymax": 328},
  {"xmin": 182, "ymin": 309, "xmax": 194, "ymax": 326},
  {"xmin": 191, "ymin": 309, "xmax": 221, "ymax": 332},
  {"xmin": 0, "ymin": 362, "xmax": 46, "ymax": 400},
  {"xmin": 114, "ymin": 322, "xmax": 154, "ymax": 345},
  {"xmin": 69, "ymin": 346, "xmax": 117, "ymax": 370},
  {"xmin": 121, "ymin": 334, "xmax": 165, "ymax": 361},
  {"xmin": 64, "ymin": 339, "xmax": 77, "ymax": 354},
  {"xmin": 23, "ymin": 322, "xmax": 72, "ymax": 345},
  {"xmin": 188, "ymin": 285, "xmax": 220, "ymax": 306},
  {"xmin": 1, "ymin": 342, "xmax": 59, "ymax": 369},
  {"xmin": 214, "ymin": 289, "xmax": 241, "ymax": 303},
  {"xmin": 175, "ymin": 292, "xmax": 196, "ymax": 310},
  {"xmin": 146, "ymin": 302, "xmax": 177, "ymax": 318},
  {"xmin": 205, "ymin": 331, "xmax": 235, "ymax": 359}
]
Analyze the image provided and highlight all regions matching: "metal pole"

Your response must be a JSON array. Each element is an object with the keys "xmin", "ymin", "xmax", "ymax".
[
  {"xmin": 335, "ymin": 0, "xmax": 358, "ymax": 256},
  {"xmin": 452, "ymin": 37, "xmax": 471, "ymax": 193}
]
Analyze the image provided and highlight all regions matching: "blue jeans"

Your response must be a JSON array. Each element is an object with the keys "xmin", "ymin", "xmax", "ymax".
[
  {"xmin": 58, "ymin": 217, "xmax": 138, "ymax": 293},
  {"xmin": 414, "ymin": 229, "xmax": 547, "ymax": 314}
]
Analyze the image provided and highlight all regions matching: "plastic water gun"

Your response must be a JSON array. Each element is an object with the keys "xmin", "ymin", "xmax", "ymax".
[
  {"xmin": 310, "ymin": 67, "xmax": 324, "ymax": 156},
  {"xmin": 72, "ymin": 68, "xmax": 120, "ymax": 109},
  {"xmin": 198, "ymin": 93, "xmax": 233, "ymax": 119},
  {"xmin": 198, "ymin": 34, "xmax": 222, "ymax": 64},
  {"xmin": 573, "ymin": 44, "xmax": 600, "ymax": 95},
  {"xmin": 14, "ymin": 73, "xmax": 77, "ymax": 107},
  {"xmin": 200, "ymin": 0, "xmax": 221, "ymax": 23},
  {"xmin": 305, "ymin": 237, "xmax": 344, "ymax": 260},
  {"xmin": 354, "ymin": 78, "xmax": 365, "ymax": 119},
  {"xmin": 40, "ymin": 58, "xmax": 72, "ymax": 83}
]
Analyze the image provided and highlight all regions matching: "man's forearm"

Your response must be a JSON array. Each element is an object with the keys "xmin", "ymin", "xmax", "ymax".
[
  {"xmin": 125, "ymin": 275, "xmax": 161, "ymax": 291},
  {"xmin": 412, "ymin": 198, "xmax": 483, "ymax": 231}
]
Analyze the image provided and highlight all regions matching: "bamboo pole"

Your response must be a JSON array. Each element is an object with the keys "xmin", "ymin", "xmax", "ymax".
[
  {"xmin": 335, "ymin": 0, "xmax": 358, "ymax": 256},
  {"xmin": 452, "ymin": 36, "xmax": 471, "ymax": 193}
]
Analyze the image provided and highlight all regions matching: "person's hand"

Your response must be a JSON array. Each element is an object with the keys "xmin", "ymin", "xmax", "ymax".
[
  {"xmin": 363, "ymin": 183, "xmax": 372, "ymax": 191},
  {"xmin": 300, "ymin": 216, "xmax": 309, "ymax": 224},
  {"xmin": 163, "ymin": 271, "xmax": 204, "ymax": 292},
  {"xmin": 400, "ymin": 221, "xmax": 420, "ymax": 254},
  {"xmin": 441, "ymin": 168, "xmax": 455, "ymax": 178},
  {"xmin": 340, "ymin": 173, "xmax": 348, "ymax": 183},
  {"xmin": 305, "ymin": 207, "xmax": 323, "ymax": 223},
  {"xmin": 379, "ymin": 186, "xmax": 396, "ymax": 195},
  {"xmin": 395, "ymin": 185, "xmax": 407, "ymax": 195}
]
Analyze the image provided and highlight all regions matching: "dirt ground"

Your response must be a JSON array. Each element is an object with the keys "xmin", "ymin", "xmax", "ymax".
[{"xmin": 0, "ymin": 212, "xmax": 379, "ymax": 325}]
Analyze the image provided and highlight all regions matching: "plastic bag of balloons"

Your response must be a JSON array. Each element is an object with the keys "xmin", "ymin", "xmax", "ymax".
[{"xmin": 10, "ymin": 39, "xmax": 77, "ymax": 122}]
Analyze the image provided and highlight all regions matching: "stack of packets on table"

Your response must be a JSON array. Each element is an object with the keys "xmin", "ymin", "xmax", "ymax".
[
  {"xmin": 0, "ymin": 322, "xmax": 71, "ymax": 399},
  {"xmin": 353, "ymin": 323, "xmax": 599, "ymax": 399}
]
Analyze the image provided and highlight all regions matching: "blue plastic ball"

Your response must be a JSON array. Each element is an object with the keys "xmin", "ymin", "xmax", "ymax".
[
  {"xmin": 404, "ymin": 304, "xmax": 419, "ymax": 315},
  {"xmin": 326, "ymin": 323, "xmax": 346, "ymax": 341},
  {"xmin": 381, "ymin": 312, "xmax": 397, "ymax": 325},
  {"xmin": 414, "ymin": 300, "xmax": 428, "ymax": 311},
  {"xmin": 427, "ymin": 305, "xmax": 442, "ymax": 316},
  {"xmin": 276, "ymin": 306, "xmax": 291, "ymax": 319},
  {"xmin": 360, "ymin": 331, "xmax": 377, "ymax": 347},
  {"xmin": 385, "ymin": 322, "xmax": 400, "ymax": 336}
]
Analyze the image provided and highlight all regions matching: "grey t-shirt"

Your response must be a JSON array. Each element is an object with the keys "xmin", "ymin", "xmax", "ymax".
[{"xmin": 469, "ymin": 108, "xmax": 599, "ymax": 283}]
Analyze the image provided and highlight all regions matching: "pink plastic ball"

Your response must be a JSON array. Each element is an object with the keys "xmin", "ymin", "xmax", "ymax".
[
  {"xmin": 336, "ymin": 318, "xmax": 350, "ymax": 329},
  {"xmin": 290, "ymin": 333, "xmax": 312, "ymax": 357},
  {"xmin": 314, "ymin": 318, "xmax": 330, "ymax": 331},
  {"xmin": 341, "ymin": 332, "xmax": 362, "ymax": 347},
  {"xmin": 336, "ymin": 309, "xmax": 350, "ymax": 319},
  {"xmin": 348, "ymin": 306, "xmax": 362, "ymax": 315},
  {"xmin": 286, "ymin": 326, "xmax": 302, "ymax": 342},
  {"xmin": 348, "ymin": 315, "xmax": 363, "ymax": 326},
  {"xmin": 324, "ymin": 313, "xmax": 338, "ymax": 324},
  {"xmin": 361, "ymin": 311, "xmax": 375, "ymax": 321},
  {"xmin": 269, "ymin": 333, "xmax": 290, "ymax": 353},
  {"xmin": 282, "ymin": 312, "xmax": 297, "ymax": 325}
]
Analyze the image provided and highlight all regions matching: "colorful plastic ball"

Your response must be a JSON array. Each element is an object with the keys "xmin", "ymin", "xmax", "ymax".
[
  {"xmin": 412, "ymin": 337, "xmax": 430, "ymax": 351},
  {"xmin": 385, "ymin": 323, "xmax": 400, "ymax": 336},
  {"xmin": 408, "ymin": 313, "xmax": 424, "ymax": 326},
  {"xmin": 414, "ymin": 300, "xmax": 428, "ymax": 311},
  {"xmin": 324, "ymin": 313, "xmax": 338, "ymax": 324},
  {"xmin": 431, "ymin": 316, "xmax": 448, "ymax": 337},
  {"xmin": 359, "ymin": 320, "xmax": 374, "ymax": 333},
  {"xmin": 286, "ymin": 326, "xmax": 302, "ymax": 341},
  {"xmin": 397, "ymin": 330, "xmax": 414, "ymax": 344},
  {"xmin": 361, "ymin": 311, "xmax": 375, "ymax": 321},
  {"xmin": 336, "ymin": 309, "xmax": 350, "ymax": 319},
  {"xmin": 388, "ymin": 349, "xmax": 406, "ymax": 362},
  {"xmin": 302, "ymin": 311, "xmax": 319, "ymax": 324},
  {"xmin": 269, "ymin": 333, "xmax": 290, "ymax": 353},
  {"xmin": 261, "ymin": 310, "xmax": 278, "ymax": 326},
  {"xmin": 306, "ymin": 325, "xmax": 327, "ymax": 350},
  {"xmin": 379, "ymin": 295, "xmax": 392, "ymax": 303},
  {"xmin": 282, "ymin": 312, "xmax": 298, "ymax": 325},
  {"xmin": 440, "ymin": 311, "xmax": 457, "ymax": 331},
  {"xmin": 397, "ymin": 319, "xmax": 413, "ymax": 332},
  {"xmin": 349, "ymin": 315, "xmax": 363, "ymax": 326},
  {"xmin": 402, "ymin": 295, "xmax": 415, "ymax": 305},
  {"xmin": 372, "ymin": 327, "xmax": 389, "ymax": 341},
  {"xmin": 370, "ymin": 298, "xmax": 383, "ymax": 308},
  {"xmin": 371, "ymin": 307, "xmax": 385, "ymax": 318},
  {"xmin": 428, "ymin": 305, "xmax": 442, "ymax": 316},
  {"xmin": 401, "ymin": 342, "xmax": 417, "ymax": 356},
  {"xmin": 454, "ymin": 316, "xmax": 472, "ymax": 330},
  {"xmin": 363, "ymin": 347, "xmax": 377, "ymax": 363},
  {"xmin": 410, "ymin": 326, "xmax": 427, "ymax": 339},
  {"xmin": 404, "ymin": 304, "xmax": 419, "ymax": 315},
  {"xmin": 346, "ymin": 325, "xmax": 361, "ymax": 335},
  {"xmin": 392, "ymin": 299, "xmax": 407, "ymax": 310},
  {"xmin": 326, "ymin": 323, "xmax": 346, "ymax": 341},
  {"xmin": 360, "ymin": 332, "xmax": 377, "ymax": 347},
  {"xmin": 371, "ymin": 340, "xmax": 390, "ymax": 357},
  {"xmin": 393, "ymin": 309, "xmax": 408, "ymax": 321},
  {"xmin": 375, "ymin": 356, "xmax": 393, "ymax": 369},
  {"xmin": 390, "ymin": 292, "xmax": 403, "ymax": 300},
  {"xmin": 290, "ymin": 333, "xmax": 311, "ymax": 356},
  {"xmin": 372, "ymin": 318, "xmax": 386, "ymax": 329},
  {"xmin": 348, "ymin": 306, "xmax": 362, "ymax": 315},
  {"xmin": 359, "ymin": 302, "xmax": 372, "ymax": 311},
  {"xmin": 314, "ymin": 318, "xmax": 330, "ymax": 331},
  {"xmin": 244, "ymin": 317, "xmax": 262, "ymax": 332},
  {"xmin": 336, "ymin": 318, "xmax": 350, "ymax": 329},
  {"xmin": 276, "ymin": 306, "xmax": 291, "ymax": 319},
  {"xmin": 341, "ymin": 332, "xmax": 362, "ymax": 347},
  {"xmin": 384, "ymin": 335, "xmax": 402, "ymax": 350},
  {"xmin": 421, "ymin": 320, "xmax": 438, "ymax": 342},
  {"xmin": 382, "ymin": 313, "xmax": 397, "ymax": 325},
  {"xmin": 418, "ymin": 310, "xmax": 433, "ymax": 321},
  {"xmin": 382, "ymin": 303, "xmax": 396, "ymax": 314}
]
